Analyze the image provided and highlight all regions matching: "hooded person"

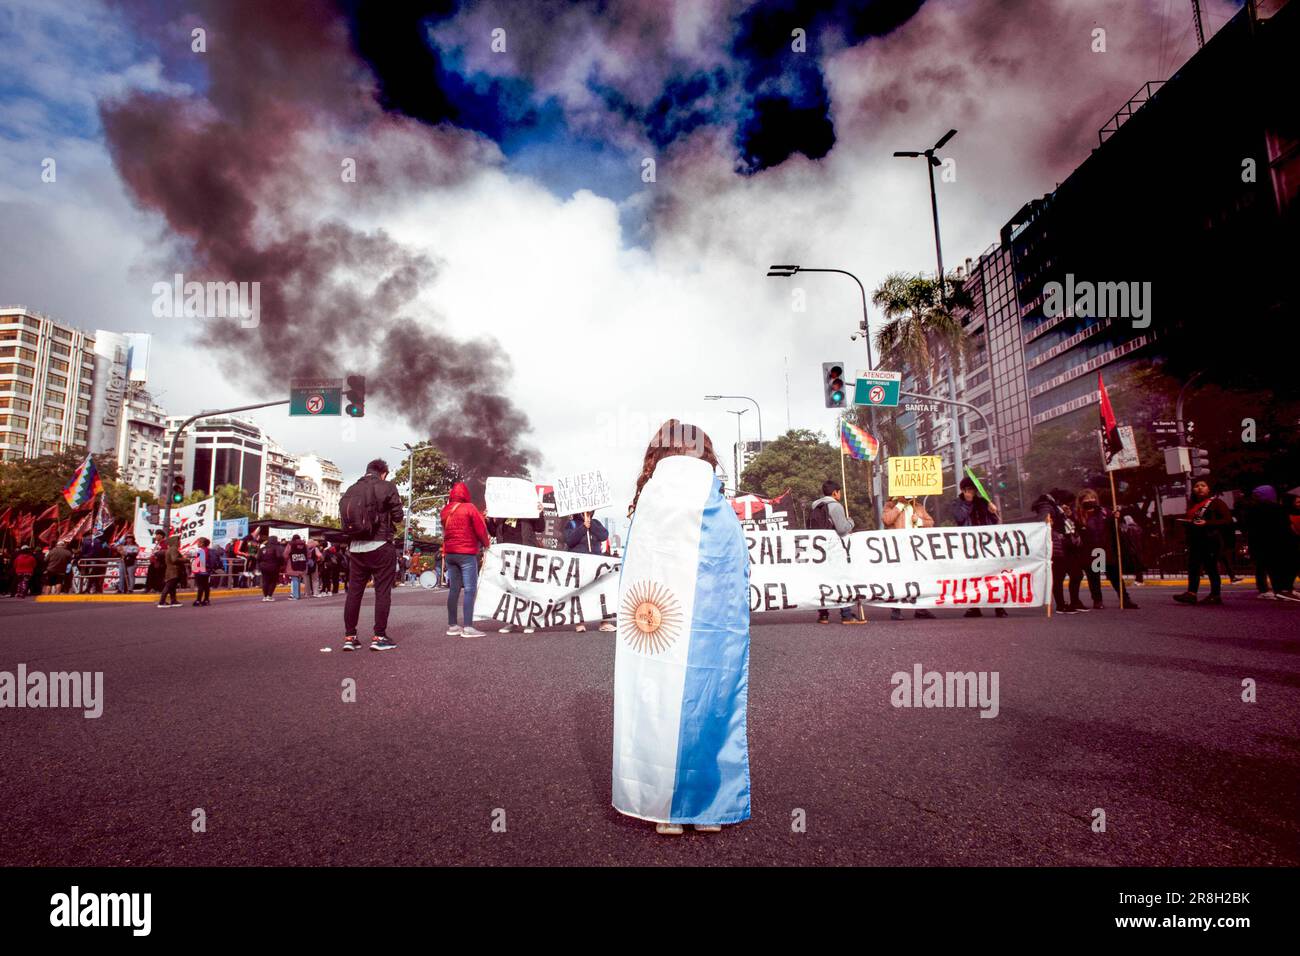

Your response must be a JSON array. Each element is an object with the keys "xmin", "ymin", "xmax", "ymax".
[
  {"xmin": 1242, "ymin": 485, "xmax": 1298, "ymax": 602},
  {"xmin": 881, "ymin": 496, "xmax": 938, "ymax": 621},
  {"xmin": 613, "ymin": 419, "xmax": 750, "ymax": 836},
  {"xmin": 953, "ymin": 477, "xmax": 1009, "ymax": 618},
  {"xmin": 440, "ymin": 481, "xmax": 490, "ymax": 638}
]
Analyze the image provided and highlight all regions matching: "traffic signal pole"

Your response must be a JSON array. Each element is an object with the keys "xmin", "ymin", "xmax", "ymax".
[
  {"xmin": 161, "ymin": 400, "xmax": 290, "ymax": 537},
  {"xmin": 899, "ymin": 388, "xmax": 1002, "ymax": 512}
]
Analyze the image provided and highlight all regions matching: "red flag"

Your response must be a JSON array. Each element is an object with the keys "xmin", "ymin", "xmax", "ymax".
[
  {"xmin": 0, "ymin": 507, "xmax": 12, "ymax": 530},
  {"xmin": 1098, "ymin": 372, "xmax": 1123, "ymax": 459},
  {"xmin": 39, "ymin": 519, "xmax": 62, "ymax": 546},
  {"xmin": 36, "ymin": 503, "xmax": 59, "ymax": 524},
  {"xmin": 12, "ymin": 512, "xmax": 35, "ymax": 541}
]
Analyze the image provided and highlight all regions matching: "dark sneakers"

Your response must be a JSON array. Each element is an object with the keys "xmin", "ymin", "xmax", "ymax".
[
  {"xmin": 369, "ymin": 637, "xmax": 397, "ymax": 651},
  {"xmin": 1173, "ymin": 592, "xmax": 1198, "ymax": 605},
  {"xmin": 1200, "ymin": 594, "xmax": 1223, "ymax": 606},
  {"xmin": 342, "ymin": 638, "xmax": 361, "ymax": 652}
]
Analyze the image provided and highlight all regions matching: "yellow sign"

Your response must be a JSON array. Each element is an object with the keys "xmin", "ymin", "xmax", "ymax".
[{"xmin": 887, "ymin": 455, "xmax": 943, "ymax": 497}]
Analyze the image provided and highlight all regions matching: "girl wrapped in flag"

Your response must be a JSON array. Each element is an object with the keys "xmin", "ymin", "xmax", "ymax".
[{"xmin": 613, "ymin": 420, "xmax": 751, "ymax": 835}]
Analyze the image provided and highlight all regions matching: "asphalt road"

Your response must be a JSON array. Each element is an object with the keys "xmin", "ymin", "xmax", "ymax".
[{"xmin": 1, "ymin": 583, "xmax": 1297, "ymax": 866}]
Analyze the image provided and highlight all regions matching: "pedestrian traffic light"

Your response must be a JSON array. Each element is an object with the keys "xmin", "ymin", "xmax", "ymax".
[
  {"xmin": 170, "ymin": 475, "xmax": 185, "ymax": 504},
  {"xmin": 345, "ymin": 374, "xmax": 366, "ymax": 418},
  {"xmin": 1190, "ymin": 447, "xmax": 1210, "ymax": 477},
  {"xmin": 822, "ymin": 362, "xmax": 848, "ymax": 408}
]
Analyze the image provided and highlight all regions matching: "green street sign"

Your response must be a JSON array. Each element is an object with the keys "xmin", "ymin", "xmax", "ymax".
[
  {"xmin": 854, "ymin": 370, "xmax": 901, "ymax": 408},
  {"xmin": 290, "ymin": 378, "xmax": 343, "ymax": 416}
]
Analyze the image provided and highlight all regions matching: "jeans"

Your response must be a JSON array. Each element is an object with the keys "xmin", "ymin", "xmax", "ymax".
[
  {"xmin": 290, "ymin": 576, "xmax": 301, "ymax": 600},
  {"xmin": 194, "ymin": 573, "xmax": 210, "ymax": 604},
  {"xmin": 445, "ymin": 553, "xmax": 479, "ymax": 626},
  {"xmin": 343, "ymin": 543, "xmax": 397, "ymax": 638}
]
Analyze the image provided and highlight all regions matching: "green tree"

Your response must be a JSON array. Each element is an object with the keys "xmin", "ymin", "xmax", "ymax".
[
  {"xmin": 871, "ymin": 272, "xmax": 973, "ymax": 388},
  {"xmin": 392, "ymin": 441, "xmax": 455, "ymax": 514},
  {"xmin": 740, "ymin": 428, "xmax": 877, "ymax": 529}
]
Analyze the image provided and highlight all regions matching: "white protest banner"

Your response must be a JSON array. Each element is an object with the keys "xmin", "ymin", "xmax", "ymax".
[
  {"xmin": 476, "ymin": 544, "xmax": 622, "ymax": 628},
  {"xmin": 474, "ymin": 522, "xmax": 1051, "ymax": 625},
  {"xmin": 552, "ymin": 468, "xmax": 612, "ymax": 516},
  {"xmin": 485, "ymin": 476, "xmax": 542, "ymax": 518},
  {"xmin": 213, "ymin": 517, "xmax": 248, "ymax": 546},
  {"xmin": 134, "ymin": 498, "xmax": 214, "ymax": 552}
]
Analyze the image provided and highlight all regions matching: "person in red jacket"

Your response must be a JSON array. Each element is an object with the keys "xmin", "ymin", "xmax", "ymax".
[
  {"xmin": 12, "ymin": 547, "xmax": 37, "ymax": 599},
  {"xmin": 440, "ymin": 481, "xmax": 491, "ymax": 638}
]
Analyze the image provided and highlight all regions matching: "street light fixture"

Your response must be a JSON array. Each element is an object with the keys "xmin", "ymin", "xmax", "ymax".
[
  {"xmin": 893, "ymin": 128, "xmax": 957, "ymax": 302},
  {"xmin": 764, "ymin": 264, "xmax": 883, "ymax": 526},
  {"xmin": 895, "ymin": 128, "xmax": 972, "ymax": 485},
  {"xmin": 725, "ymin": 408, "xmax": 747, "ymax": 496},
  {"xmin": 704, "ymin": 394, "xmax": 763, "ymax": 443}
]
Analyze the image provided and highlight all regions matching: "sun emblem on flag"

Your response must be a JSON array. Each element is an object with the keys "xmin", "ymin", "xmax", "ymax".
[{"xmin": 619, "ymin": 581, "xmax": 683, "ymax": 655}]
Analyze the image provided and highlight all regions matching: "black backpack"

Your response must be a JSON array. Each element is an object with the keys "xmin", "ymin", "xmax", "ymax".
[
  {"xmin": 807, "ymin": 501, "xmax": 834, "ymax": 530},
  {"xmin": 340, "ymin": 477, "xmax": 382, "ymax": 539}
]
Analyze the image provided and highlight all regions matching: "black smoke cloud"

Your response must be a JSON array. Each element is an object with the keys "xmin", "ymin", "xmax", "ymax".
[{"xmin": 100, "ymin": 0, "xmax": 534, "ymax": 478}]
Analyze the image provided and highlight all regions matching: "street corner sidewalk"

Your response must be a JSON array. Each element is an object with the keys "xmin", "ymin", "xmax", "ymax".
[{"xmin": 35, "ymin": 589, "xmax": 257, "ymax": 604}]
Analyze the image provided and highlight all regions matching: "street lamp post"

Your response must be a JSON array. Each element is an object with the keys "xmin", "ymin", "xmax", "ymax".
[
  {"xmin": 392, "ymin": 442, "xmax": 442, "ymax": 555},
  {"xmin": 766, "ymin": 264, "xmax": 883, "ymax": 527},
  {"xmin": 894, "ymin": 129, "xmax": 966, "ymax": 488},
  {"xmin": 704, "ymin": 395, "xmax": 762, "ymax": 444},
  {"xmin": 725, "ymin": 408, "xmax": 747, "ymax": 495}
]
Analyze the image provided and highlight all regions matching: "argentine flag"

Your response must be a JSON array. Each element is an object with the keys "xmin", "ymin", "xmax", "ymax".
[{"xmin": 613, "ymin": 454, "xmax": 751, "ymax": 825}]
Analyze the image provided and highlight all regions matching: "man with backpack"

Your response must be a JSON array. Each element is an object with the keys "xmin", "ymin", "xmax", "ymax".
[
  {"xmin": 339, "ymin": 458, "xmax": 404, "ymax": 651},
  {"xmin": 808, "ymin": 480, "xmax": 866, "ymax": 626}
]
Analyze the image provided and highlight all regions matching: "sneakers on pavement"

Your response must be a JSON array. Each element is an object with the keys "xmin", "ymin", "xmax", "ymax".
[
  {"xmin": 693, "ymin": 824, "xmax": 722, "ymax": 832},
  {"xmin": 369, "ymin": 637, "xmax": 397, "ymax": 651},
  {"xmin": 1276, "ymin": 590, "xmax": 1300, "ymax": 603},
  {"xmin": 342, "ymin": 638, "xmax": 361, "ymax": 652},
  {"xmin": 599, "ymin": 622, "xmax": 616, "ymax": 632},
  {"xmin": 655, "ymin": 823, "xmax": 684, "ymax": 836},
  {"xmin": 447, "ymin": 625, "xmax": 463, "ymax": 636},
  {"xmin": 460, "ymin": 626, "xmax": 485, "ymax": 638},
  {"xmin": 1258, "ymin": 591, "xmax": 1278, "ymax": 600},
  {"xmin": 1173, "ymin": 592, "xmax": 1197, "ymax": 605}
]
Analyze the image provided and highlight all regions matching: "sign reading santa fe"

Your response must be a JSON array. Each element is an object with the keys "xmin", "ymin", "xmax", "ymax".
[
  {"xmin": 887, "ymin": 455, "xmax": 943, "ymax": 497},
  {"xmin": 552, "ymin": 469, "xmax": 612, "ymax": 516}
]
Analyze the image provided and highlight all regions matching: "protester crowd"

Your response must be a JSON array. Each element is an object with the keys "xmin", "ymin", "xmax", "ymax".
[{"xmin": 4, "ymin": 458, "xmax": 1297, "ymax": 644}]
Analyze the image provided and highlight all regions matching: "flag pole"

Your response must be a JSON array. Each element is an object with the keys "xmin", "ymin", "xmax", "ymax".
[
  {"xmin": 838, "ymin": 416, "xmax": 865, "ymax": 621},
  {"xmin": 839, "ymin": 418, "xmax": 850, "ymax": 521},
  {"xmin": 1109, "ymin": 469, "xmax": 1126, "ymax": 609},
  {"xmin": 1045, "ymin": 511, "xmax": 1053, "ymax": 619}
]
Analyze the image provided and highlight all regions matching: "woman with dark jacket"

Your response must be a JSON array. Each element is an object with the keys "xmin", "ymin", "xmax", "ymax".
[
  {"xmin": 257, "ymin": 535, "xmax": 284, "ymax": 602},
  {"xmin": 1032, "ymin": 490, "xmax": 1079, "ymax": 615},
  {"xmin": 158, "ymin": 536, "xmax": 184, "ymax": 607},
  {"xmin": 1175, "ymin": 478, "xmax": 1234, "ymax": 606},
  {"xmin": 952, "ymin": 477, "xmax": 1009, "ymax": 618},
  {"xmin": 1076, "ymin": 488, "xmax": 1138, "ymax": 609},
  {"xmin": 145, "ymin": 531, "xmax": 167, "ymax": 593}
]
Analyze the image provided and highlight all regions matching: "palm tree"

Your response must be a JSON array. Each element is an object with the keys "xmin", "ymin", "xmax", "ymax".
[{"xmin": 871, "ymin": 272, "xmax": 973, "ymax": 388}]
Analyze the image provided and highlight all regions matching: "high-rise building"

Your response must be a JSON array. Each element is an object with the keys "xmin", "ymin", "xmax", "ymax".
[
  {"xmin": 163, "ymin": 416, "xmax": 266, "ymax": 502},
  {"xmin": 0, "ymin": 307, "xmax": 96, "ymax": 460},
  {"xmin": 911, "ymin": 0, "xmax": 1296, "ymax": 491},
  {"xmin": 115, "ymin": 385, "xmax": 168, "ymax": 493},
  {"xmin": 262, "ymin": 438, "xmax": 298, "ymax": 516},
  {"xmin": 294, "ymin": 453, "xmax": 342, "ymax": 519}
]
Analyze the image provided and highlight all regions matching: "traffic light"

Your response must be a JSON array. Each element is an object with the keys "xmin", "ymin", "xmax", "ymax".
[
  {"xmin": 1190, "ymin": 447, "xmax": 1210, "ymax": 477},
  {"xmin": 344, "ymin": 374, "xmax": 366, "ymax": 418},
  {"xmin": 822, "ymin": 362, "xmax": 848, "ymax": 409},
  {"xmin": 170, "ymin": 475, "xmax": 185, "ymax": 504},
  {"xmin": 995, "ymin": 464, "xmax": 1010, "ymax": 490}
]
